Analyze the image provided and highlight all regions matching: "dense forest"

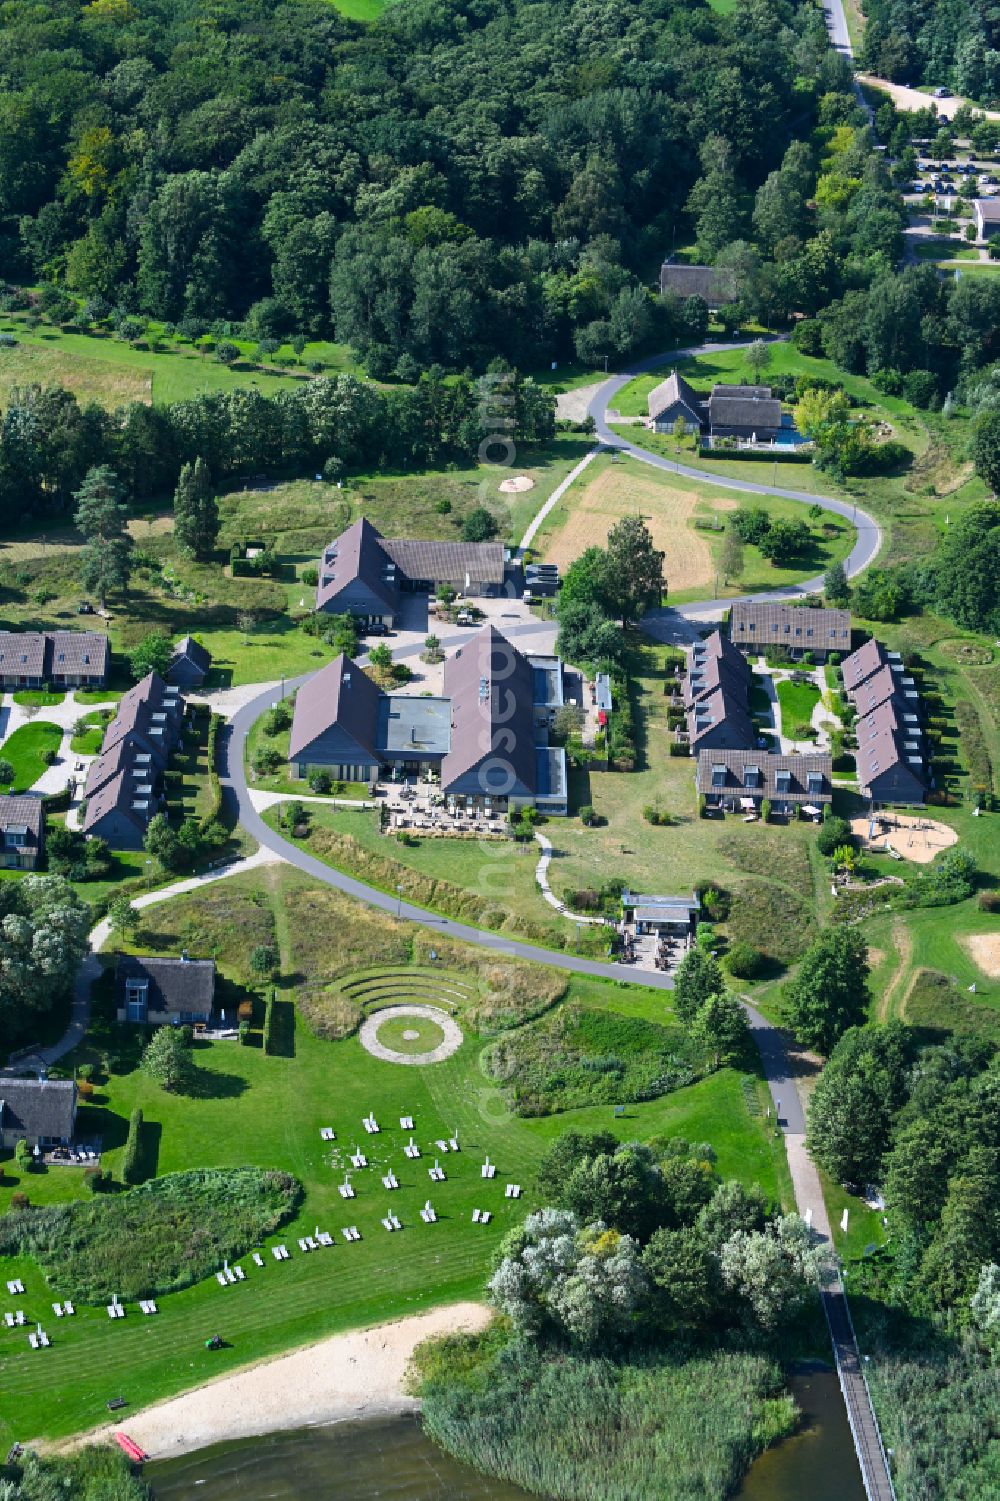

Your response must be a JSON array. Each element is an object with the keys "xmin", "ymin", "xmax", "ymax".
[
  {"xmin": 0, "ymin": 0, "xmax": 832, "ymax": 372},
  {"xmin": 861, "ymin": 0, "xmax": 1000, "ymax": 102}
]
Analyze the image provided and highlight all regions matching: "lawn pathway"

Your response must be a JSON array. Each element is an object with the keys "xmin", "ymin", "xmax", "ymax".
[{"xmin": 532, "ymin": 832, "xmax": 609, "ymax": 927}]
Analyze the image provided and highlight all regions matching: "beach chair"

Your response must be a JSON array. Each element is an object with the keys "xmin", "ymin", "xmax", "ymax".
[
  {"xmin": 225, "ymin": 1267, "xmax": 237, "ymax": 1284},
  {"xmin": 64, "ymin": 1302, "xmax": 74, "ymax": 1316},
  {"xmin": 350, "ymin": 1151, "xmax": 368, "ymax": 1169},
  {"xmin": 381, "ymin": 1216, "xmax": 395, "ymax": 1232},
  {"xmin": 317, "ymin": 1232, "xmax": 333, "ymax": 1247},
  {"xmin": 420, "ymin": 1201, "xmax": 437, "ymax": 1224},
  {"xmin": 305, "ymin": 1238, "xmax": 317, "ymax": 1251},
  {"xmin": 281, "ymin": 1246, "xmax": 291, "ymax": 1260},
  {"xmin": 272, "ymin": 1246, "xmax": 283, "ymax": 1261},
  {"xmin": 15, "ymin": 1310, "xmax": 25, "ymax": 1325},
  {"xmin": 146, "ymin": 1302, "xmax": 158, "ymax": 1315},
  {"xmin": 480, "ymin": 1210, "xmax": 491, "ymax": 1224},
  {"xmin": 233, "ymin": 1266, "xmax": 245, "ymax": 1280},
  {"xmin": 472, "ymin": 1209, "xmax": 481, "ymax": 1223},
  {"xmin": 399, "ymin": 1116, "xmax": 414, "ymax": 1130},
  {"xmin": 28, "ymin": 1333, "xmax": 38, "ymax": 1350},
  {"xmin": 429, "ymin": 1161, "xmax": 446, "ymax": 1183},
  {"xmin": 107, "ymin": 1303, "xmax": 118, "ymax": 1318},
  {"xmin": 320, "ymin": 1127, "xmax": 335, "ymax": 1140},
  {"xmin": 252, "ymin": 1253, "xmax": 265, "ymax": 1268},
  {"xmin": 404, "ymin": 1138, "xmax": 420, "ymax": 1159},
  {"xmin": 382, "ymin": 1172, "xmax": 399, "ymax": 1190},
  {"xmin": 298, "ymin": 1237, "xmax": 310, "ymax": 1251},
  {"xmin": 348, "ymin": 1227, "xmax": 361, "ymax": 1242},
  {"xmin": 481, "ymin": 1158, "xmax": 496, "ymax": 1180},
  {"xmin": 435, "ymin": 1139, "xmax": 449, "ymax": 1153},
  {"xmin": 448, "ymin": 1136, "xmax": 459, "ymax": 1152},
  {"xmin": 39, "ymin": 1331, "xmax": 50, "ymax": 1347},
  {"xmin": 4, "ymin": 1313, "xmax": 13, "ymax": 1328},
  {"xmin": 52, "ymin": 1303, "xmax": 63, "ymax": 1318},
  {"xmin": 390, "ymin": 1213, "xmax": 401, "ymax": 1231},
  {"xmin": 216, "ymin": 1271, "xmax": 228, "ymax": 1286},
  {"xmin": 505, "ymin": 1184, "xmax": 521, "ymax": 1199},
  {"xmin": 338, "ymin": 1182, "xmax": 355, "ymax": 1199}
]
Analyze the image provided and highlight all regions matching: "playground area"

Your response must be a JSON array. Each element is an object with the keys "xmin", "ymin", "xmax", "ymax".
[{"xmin": 850, "ymin": 812, "xmax": 959, "ymax": 864}]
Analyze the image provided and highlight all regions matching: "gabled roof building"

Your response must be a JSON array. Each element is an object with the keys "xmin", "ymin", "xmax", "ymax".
[
  {"xmin": 116, "ymin": 954, "xmax": 216, "ymax": 1026},
  {"xmin": 315, "ymin": 520, "xmax": 509, "ymax": 623},
  {"xmin": 729, "ymin": 602, "xmax": 851, "ymax": 660},
  {"xmin": 0, "ymin": 1076, "xmax": 77, "ymax": 1149},
  {"xmin": 697, "ymin": 749, "xmax": 833, "ymax": 816},
  {"xmin": 0, "ymin": 630, "xmax": 108, "ymax": 689},
  {"xmin": 166, "ymin": 636, "xmax": 212, "ymax": 689},
  {"xmin": 288, "ymin": 626, "xmax": 568, "ymax": 813},
  {"xmin": 841, "ymin": 638, "xmax": 927, "ymax": 804},
  {"xmin": 0, "ymin": 795, "xmax": 45, "ymax": 870},
  {"xmin": 82, "ymin": 673, "xmax": 186, "ymax": 848}
]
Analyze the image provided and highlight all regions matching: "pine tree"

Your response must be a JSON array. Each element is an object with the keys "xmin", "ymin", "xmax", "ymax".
[
  {"xmin": 173, "ymin": 457, "xmax": 218, "ymax": 560},
  {"xmin": 74, "ymin": 465, "xmax": 132, "ymax": 607}
]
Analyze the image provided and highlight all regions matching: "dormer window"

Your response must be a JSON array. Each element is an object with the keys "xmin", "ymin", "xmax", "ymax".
[
  {"xmin": 125, "ymin": 978, "xmax": 149, "ymax": 1023},
  {"xmin": 807, "ymin": 772, "xmax": 822, "ymax": 792},
  {"xmin": 744, "ymin": 765, "xmax": 760, "ymax": 788},
  {"xmin": 711, "ymin": 764, "xmax": 726, "ymax": 787}
]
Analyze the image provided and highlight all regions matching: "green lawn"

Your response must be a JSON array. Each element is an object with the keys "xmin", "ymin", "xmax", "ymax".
[
  {"xmin": 0, "ymin": 315, "xmax": 361, "ymax": 407},
  {"xmin": 0, "ymin": 720, "xmax": 63, "ymax": 791},
  {"xmin": 70, "ymin": 710, "xmax": 111, "ymax": 756},
  {"xmin": 12, "ymin": 689, "xmax": 65, "ymax": 707},
  {"xmin": 74, "ymin": 688, "xmax": 123, "ymax": 705},
  {"xmin": 775, "ymin": 678, "xmax": 821, "ymax": 731},
  {"xmin": 0, "ymin": 866, "xmax": 789, "ymax": 1443},
  {"xmin": 912, "ymin": 240, "xmax": 978, "ymax": 262}
]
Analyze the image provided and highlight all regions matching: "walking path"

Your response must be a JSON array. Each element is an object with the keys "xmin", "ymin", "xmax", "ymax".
[
  {"xmin": 518, "ymin": 445, "xmax": 598, "ymax": 554},
  {"xmin": 532, "ymin": 832, "xmax": 608, "ymax": 926}
]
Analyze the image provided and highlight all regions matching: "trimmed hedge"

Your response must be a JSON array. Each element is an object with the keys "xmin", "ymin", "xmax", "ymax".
[
  {"xmin": 199, "ymin": 712, "xmax": 226, "ymax": 833},
  {"xmin": 698, "ymin": 446, "xmax": 812, "ymax": 464},
  {"xmin": 120, "ymin": 1107, "xmax": 145, "ymax": 1186}
]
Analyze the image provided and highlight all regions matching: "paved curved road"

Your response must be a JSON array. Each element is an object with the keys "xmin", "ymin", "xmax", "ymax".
[{"xmin": 585, "ymin": 343, "xmax": 882, "ymax": 629}]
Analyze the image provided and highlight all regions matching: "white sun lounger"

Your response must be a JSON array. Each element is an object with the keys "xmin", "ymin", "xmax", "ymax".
[
  {"xmin": 320, "ymin": 1127, "xmax": 336, "ymax": 1140},
  {"xmin": 420, "ymin": 1200, "xmax": 437, "ymax": 1224},
  {"xmin": 6, "ymin": 1280, "xmax": 23, "ymax": 1295},
  {"xmin": 4, "ymin": 1313, "xmax": 14, "ymax": 1328},
  {"xmin": 399, "ymin": 1115, "xmax": 414, "ymax": 1130},
  {"xmin": 305, "ymin": 1237, "xmax": 318, "ymax": 1251},
  {"xmin": 404, "ymin": 1138, "xmax": 420, "ymax": 1159},
  {"xmin": 348, "ymin": 1226, "xmax": 361, "ymax": 1241},
  {"xmin": 448, "ymin": 1136, "xmax": 460, "ymax": 1152},
  {"xmin": 64, "ymin": 1301, "xmax": 74, "ymax": 1316},
  {"xmin": 317, "ymin": 1232, "xmax": 334, "ymax": 1246},
  {"xmin": 481, "ymin": 1160, "xmax": 496, "ymax": 1179},
  {"xmin": 39, "ymin": 1330, "xmax": 50, "ymax": 1347},
  {"xmin": 233, "ymin": 1266, "xmax": 245, "ymax": 1280},
  {"xmin": 253, "ymin": 1252, "xmax": 265, "ymax": 1268},
  {"xmin": 381, "ymin": 1216, "xmax": 396, "ymax": 1232},
  {"xmin": 382, "ymin": 1171, "xmax": 399, "ymax": 1190},
  {"xmin": 429, "ymin": 1163, "xmax": 446, "ymax": 1182},
  {"xmin": 29, "ymin": 1332, "xmax": 38, "ymax": 1350},
  {"xmin": 225, "ymin": 1267, "xmax": 237, "ymax": 1284},
  {"xmin": 272, "ymin": 1246, "xmax": 284, "ymax": 1261},
  {"xmin": 350, "ymin": 1151, "xmax": 368, "ymax": 1169},
  {"xmin": 298, "ymin": 1237, "xmax": 310, "ymax": 1251},
  {"xmin": 15, "ymin": 1310, "xmax": 26, "ymax": 1325},
  {"xmin": 505, "ymin": 1184, "xmax": 521, "ymax": 1199},
  {"xmin": 52, "ymin": 1303, "xmax": 64, "ymax": 1318},
  {"xmin": 435, "ymin": 1139, "xmax": 449, "ymax": 1153},
  {"xmin": 338, "ymin": 1183, "xmax": 355, "ymax": 1199}
]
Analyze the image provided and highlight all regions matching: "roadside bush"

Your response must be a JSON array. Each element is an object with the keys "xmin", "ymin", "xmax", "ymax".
[
  {"xmin": 308, "ymin": 768, "xmax": 332, "ymax": 794},
  {"xmin": 725, "ymin": 942, "xmax": 763, "ymax": 980},
  {"xmin": 252, "ymin": 746, "xmax": 282, "ymax": 776},
  {"xmin": 264, "ymin": 701, "xmax": 292, "ymax": 735}
]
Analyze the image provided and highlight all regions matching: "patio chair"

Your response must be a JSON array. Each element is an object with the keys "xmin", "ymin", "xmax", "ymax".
[
  {"xmin": 399, "ymin": 1116, "xmax": 414, "ymax": 1130},
  {"xmin": 252, "ymin": 1253, "xmax": 264, "ymax": 1268},
  {"xmin": 351, "ymin": 1151, "xmax": 368, "ymax": 1169},
  {"xmin": 29, "ymin": 1333, "xmax": 38, "ymax": 1350},
  {"xmin": 52, "ymin": 1303, "xmax": 63, "ymax": 1318},
  {"xmin": 217, "ymin": 1271, "xmax": 228, "ymax": 1286},
  {"xmin": 435, "ymin": 1139, "xmax": 449, "ymax": 1153},
  {"xmin": 39, "ymin": 1331, "xmax": 50, "ymax": 1347},
  {"xmin": 64, "ymin": 1302, "xmax": 74, "ymax": 1316}
]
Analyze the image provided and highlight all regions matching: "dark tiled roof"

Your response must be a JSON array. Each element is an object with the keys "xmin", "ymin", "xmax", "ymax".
[
  {"xmin": 381, "ymin": 538, "xmax": 505, "ymax": 588},
  {"xmin": 48, "ymin": 631, "xmax": 109, "ymax": 677},
  {"xmin": 288, "ymin": 653, "xmax": 381, "ymax": 763},
  {"xmin": 708, "ymin": 386, "xmax": 782, "ymax": 432},
  {"xmin": 171, "ymin": 637, "xmax": 212, "ymax": 673},
  {"xmin": 441, "ymin": 625, "xmax": 537, "ymax": 794},
  {"xmin": 688, "ymin": 686, "xmax": 754, "ymax": 747},
  {"xmin": 685, "ymin": 633, "xmax": 753, "ymax": 747},
  {"xmin": 851, "ymin": 664, "xmax": 905, "ymax": 716},
  {"xmin": 646, "ymin": 371, "xmax": 705, "ymax": 423},
  {"xmin": 117, "ymin": 954, "xmax": 216, "ymax": 1018},
  {"xmin": 0, "ymin": 632, "xmax": 46, "ymax": 678},
  {"xmin": 697, "ymin": 748, "xmax": 833, "ymax": 801},
  {"xmin": 855, "ymin": 729, "xmax": 926, "ymax": 792},
  {"xmin": 0, "ymin": 795, "xmax": 44, "ymax": 847},
  {"xmin": 0, "ymin": 1075, "xmax": 76, "ymax": 1139},
  {"xmin": 658, "ymin": 264, "xmax": 736, "ymax": 303},
  {"xmin": 82, "ymin": 769, "xmax": 155, "ymax": 836},
  {"xmin": 103, "ymin": 672, "xmax": 182, "ymax": 757},
  {"xmin": 316, "ymin": 518, "xmax": 400, "ymax": 614},
  {"xmin": 730, "ymin": 602, "xmax": 851, "ymax": 648},
  {"xmin": 841, "ymin": 637, "xmax": 889, "ymax": 692},
  {"xmin": 856, "ymin": 699, "xmax": 922, "ymax": 745}
]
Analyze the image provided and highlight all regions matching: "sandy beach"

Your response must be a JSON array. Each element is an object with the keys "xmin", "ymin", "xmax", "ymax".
[{"xmin": 55, "ymin": 1302, "xmax": 491, "ymax": 1462}]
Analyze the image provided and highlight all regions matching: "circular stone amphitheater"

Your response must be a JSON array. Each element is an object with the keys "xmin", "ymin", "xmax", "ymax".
[{"xmin": 359, "ymin": 1005, "xmax": 464, "ymax": 1065}]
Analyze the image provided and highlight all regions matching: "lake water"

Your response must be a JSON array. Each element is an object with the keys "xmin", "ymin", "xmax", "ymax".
[{"xmin": 148, "ymin": 1372, "xmax": 866, "ymax": 1501}]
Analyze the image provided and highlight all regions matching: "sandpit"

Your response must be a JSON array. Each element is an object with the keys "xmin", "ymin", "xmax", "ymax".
[
  {"xmin": 962, "ymin": 934, "xmax": 1000, "ymax": 978},
  {"xmin": 499, "ymin": 474, "xmax": 535, "ymax": 493},
  {"xmin": 850, "ymin": 812, "xmax": 959, "ymax": 864}
]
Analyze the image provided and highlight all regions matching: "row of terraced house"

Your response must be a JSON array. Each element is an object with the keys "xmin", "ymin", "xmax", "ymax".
[{"xmin": 81, "ymin": 672, "xmax": 187, "ymax": 848}]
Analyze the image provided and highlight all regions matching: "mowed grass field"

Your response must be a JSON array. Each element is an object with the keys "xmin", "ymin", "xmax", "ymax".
[
  {"xmin": 535, "ymin": 453, "xmax": 856, "ymax": 601},
  {"xmin": 0, "ymin": 340, "xmax": 152, "ymax": 410},
  {"xmin": 0, "ymin": 867, "xmax": 788, "ymax": 1442},
  {"xmin": 0, "ymin": 720, "xmax": 63, "ymax": 791}
]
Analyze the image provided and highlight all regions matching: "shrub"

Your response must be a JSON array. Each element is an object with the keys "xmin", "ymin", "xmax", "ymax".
[
  {"xmin": 697, "ymin": 882, "xmax": 731, "ymax": 922},
  {"xmin": 301, "ymin": 566, "xmax": 319, "ymax": 587},
  {"xmin": 15, "ymin": 1139, "xmax": 34, "ymax": 1174},
  {"xmin": 250, "ymin": 944, "xmax": 278, "ymax": 976},
  {"xmin": 10, "ymin": 1192, "xmax": 29, "ymax": 1210},
  {"xmin": 238, "ymin": 1020, "xmax": 251, "ymax": 1045},
  {"xmin": 816, "ymin": 816, "xmax": 853, "ymax": 857},
  {"xmin": 308, "ymin": 768, "xmax": 332, "ymax": 794},
  {"xmin": 643, "ymin": 801, "xmax": 671, "ymax": 825},
  {"xmin": 121, "ymin": 1108, "xmax": 146, "ymax": 1186},
  {"xmin": 252, "ymin": 746, "xmax": 282, "ymax": 776},
  {"xmin": 725, "ymin": 942, "xmax": 763, "ymax": 979},
  {"xmin": 760, "ymin": 799, "xmax": 771, "ymax": 823},
  {"xmin": 263, "ymin": 989, "xmax": 276, "ymax": 1055},
  {"xmin": 264, "ymin": 701, "xmax": 292, "ymax": 735},
  {"xmin": 579, "ymin": 804, "xmax": 598, "ymax": 826}
]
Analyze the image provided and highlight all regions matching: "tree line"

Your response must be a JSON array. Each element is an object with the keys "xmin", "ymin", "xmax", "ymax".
[{"xmin": 0, "ymin": 368, "xmax": 555, "ymax": 525}]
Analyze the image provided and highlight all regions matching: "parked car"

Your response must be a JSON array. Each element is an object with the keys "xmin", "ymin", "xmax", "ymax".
[
  {"xmin": 934, "ymin": 86, "xmax": 952, "ymax": 99},
  {"xmin": 77, "ymin": 601, "xmax": 95, "ymax": 615},
  {"xmin": 359, "ymin": 621, "xmax": 389, "ymax": 637}
]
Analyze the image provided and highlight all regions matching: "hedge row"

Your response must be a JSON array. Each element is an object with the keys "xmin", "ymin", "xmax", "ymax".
[
  {"xmin": 263, "ymin": 989, "xmax": 276, "ymax": 1056},
  {"xmin": 200, "ymin": 713, "xmax": 226, "ymax": 832},
  {"xmin": 121, "ymin": 1108, "xmax": 145, "ymax": 1186}
]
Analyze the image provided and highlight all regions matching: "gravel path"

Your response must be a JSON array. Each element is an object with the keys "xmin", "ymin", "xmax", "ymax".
[{"xmin": 358, "ymin": 1005, "xmax": 464, "ymax": 1065}]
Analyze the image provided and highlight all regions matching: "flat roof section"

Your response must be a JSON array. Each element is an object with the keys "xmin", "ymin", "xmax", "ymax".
[
  {"xmin": 377, "ymin": 695, "xmax": 452, "ymax": 757},
  {"xmin": 534, "ymin": 746, "xmax": 567, "ymax": 801}
]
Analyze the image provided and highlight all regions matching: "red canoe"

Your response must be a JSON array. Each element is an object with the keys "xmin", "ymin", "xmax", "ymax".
[{"xmin": 113, "ymin": 1433, "xmax": 149, "ymax": 1464}]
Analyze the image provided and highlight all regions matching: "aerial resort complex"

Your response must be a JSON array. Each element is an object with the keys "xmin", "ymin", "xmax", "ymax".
[{"xmin": 1, "ymin": 0, "xmax": 999, "ymax": 1499}]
